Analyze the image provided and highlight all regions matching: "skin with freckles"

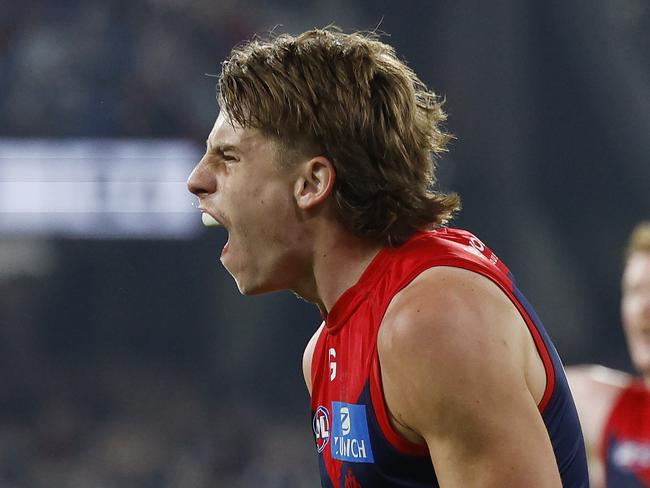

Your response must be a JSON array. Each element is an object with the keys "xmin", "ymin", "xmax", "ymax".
[
  {"xmin": 188, "ymin": 113, "xmax": 309, "ymax": 296},
  {"xmin": 189, "ymin": 29, "xmax": 587, "ymax": 488},
  {"xmin": 567, "ymin": 240, "xmax": 650, "ymax": 488},
  {"xmin": 188, "ymin": 112, "xmax": 381, "ymax": 307},
  {"xmin": 190, "ymin": 112, "xmax": 566, "ymax": 488}
]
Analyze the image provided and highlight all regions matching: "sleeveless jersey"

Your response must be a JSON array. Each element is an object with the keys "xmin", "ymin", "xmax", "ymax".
[
  {"xmin": 603, "ymin": 381, "xmax": 650, "ymax": 486},
  {"xmin": 309, "ymin": 228, "xmax": 589, "ymax": 487}
]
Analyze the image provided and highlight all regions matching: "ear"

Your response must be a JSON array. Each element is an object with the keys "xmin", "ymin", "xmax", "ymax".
[{"xmin": 294, "ymin": 156, "xmax": 336, "ymax": 210}]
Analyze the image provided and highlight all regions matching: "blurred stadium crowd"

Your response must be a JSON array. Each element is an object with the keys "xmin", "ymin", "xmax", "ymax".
[
  {"xmin": 0, "ymin": 239, "xmax": 320, "ymax": 487},
  {"xmin": 1, "ymin": 0, "xmax": 253, "ymax": 138},
  {"xmin": 0, "ymin": 358, "xmax": 315, "ymax": 487},
  {"xmin": 1, "ymin": 1, "xmax": 328, "ymax": 486},
  {"xmin": 1, "ymin": 0, "xmax": 649, "ymax": 486}
]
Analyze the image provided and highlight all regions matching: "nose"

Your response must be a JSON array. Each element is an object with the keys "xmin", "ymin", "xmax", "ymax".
[{"xmin": 187, "ymin": 157, "xmax": 216, "ymax": 196}]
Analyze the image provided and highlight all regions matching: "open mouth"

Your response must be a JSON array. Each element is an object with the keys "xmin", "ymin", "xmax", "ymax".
[
  {"xmin": 201, "ymin": 212, "xmax": 221, "ymax": 227},
  {"xmin": 199, "ymin": 209, "xmax": 229, "ymax": 259}
]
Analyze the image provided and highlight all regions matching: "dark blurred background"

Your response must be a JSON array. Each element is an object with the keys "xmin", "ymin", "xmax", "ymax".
[{"xmin": 0, "ymin": 0, "xmax": 648, "ymax": 486}]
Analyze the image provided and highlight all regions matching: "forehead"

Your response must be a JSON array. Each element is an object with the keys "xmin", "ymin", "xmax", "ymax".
[
  {"xmin": 623, "ymin": 252, "xmax": 650, "ymax": 287},
  {"xmin": 207, "ymin": 112, "xmax": 270, "ymax": 152}
]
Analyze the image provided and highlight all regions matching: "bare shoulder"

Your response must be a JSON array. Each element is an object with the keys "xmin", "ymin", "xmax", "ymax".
[
  {"xmin": 565, "ymin": 364, "xmax": 630, "ymax": 442},
  {"xmin": 377, "ymin": 265, "xmax": 535, "ymax": 429},
  {"xmin": 378, "ymin": 265, "xmax": 530, "ymax": 378},
  {"xmin": 565, "ymin": 365, "xmax": 630, "ymax": 485},
  {"xmin": 565, "ymin": 364, "xmax": 629, "ymax": 421},
  {"xmin": 566, "ymin": 364, "xmax": 631, "ymax": 392},
  {"xmin": 303, "ymin": 321, "xmax": 325, "ymax": 396},
  {"xmin": 377, "ymin": 266, "xmax": 562, "ymax": 486}
]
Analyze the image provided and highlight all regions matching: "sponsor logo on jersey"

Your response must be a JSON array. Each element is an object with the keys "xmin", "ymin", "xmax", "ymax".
[
  {"xmin": 612, "ymin": 440, "xmax": 650, "ymax": 470},
  {"xmin": 313, "ymin": 405, "xmax": 331, "ymax": 453},
  {"xmin": 331, "ymin": 402, "xmax": 375, "ymax": 463},
  {"xmin": 467, "ymin": 236, "xmax": 498, "ymax": 265},
  {"xmin": 329, "ymin": 347, "xmax": 337, "ymax": 381}
]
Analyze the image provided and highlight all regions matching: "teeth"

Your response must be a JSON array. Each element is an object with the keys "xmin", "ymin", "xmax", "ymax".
[{"xmin": 202, "ymin": 213, "xmax": 221, "ymax": 227}]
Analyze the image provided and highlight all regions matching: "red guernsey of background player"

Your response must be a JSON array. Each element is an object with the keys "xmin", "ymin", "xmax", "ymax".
[
  {"xmin": 188, "ymin": 28, "xmax": 589, "ymax": 488},
  {"xmin": 568, "ymin": 222, "xmax": 650, "ymax": 488}
]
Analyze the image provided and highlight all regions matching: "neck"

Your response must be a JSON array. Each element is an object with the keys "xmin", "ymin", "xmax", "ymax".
[{"xmin": 292, "ymin": 225, "xmax": 383, "ymax": 313}]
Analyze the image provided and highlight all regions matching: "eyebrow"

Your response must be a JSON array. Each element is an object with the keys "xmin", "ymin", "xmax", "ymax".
[{"xmin": 206, "ymin": 140, "xmax": 240, "ymax": 154}]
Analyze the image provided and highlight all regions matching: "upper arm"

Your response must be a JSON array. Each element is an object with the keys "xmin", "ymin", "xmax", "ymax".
[
  {"xmin": 565, "ymin": 365, "xmax": 625, "ymax": 448},
  {"xmin": 566, "ymin": 365, "xmax": 626, "ymax": 488},
  {"xmin": 303, "ymin": 321, "xmax": 325, "ymax": 396},
  {"xmin": 378, "ymin": 266, "xmax": 562, "ymax": 488}
]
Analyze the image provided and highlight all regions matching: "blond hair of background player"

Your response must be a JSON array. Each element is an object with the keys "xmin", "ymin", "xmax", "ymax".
[{"xmin": 567, "ymin": 221, "xmax": 650, "ymax": 488}]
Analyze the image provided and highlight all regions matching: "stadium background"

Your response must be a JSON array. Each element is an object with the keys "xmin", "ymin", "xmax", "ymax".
[{"xmin": 1, "ymin": 0, "xmax": 648, "ymax": 486}]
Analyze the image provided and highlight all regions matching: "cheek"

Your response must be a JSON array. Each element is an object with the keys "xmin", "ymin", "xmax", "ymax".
[
  {"xmin": 235, "ymin": 201, "xmax": 283, "ymax": 250},
  {"xmin": 622, "ymin": 299, "xmax": 633, "ymax": 325},
  {"xmin": 623, "ymin": 297, "xmax": 645, "ymax": 328},
  {"xmin": 259, "ymin": 190, "xmax": 294, "ymax": 227}
]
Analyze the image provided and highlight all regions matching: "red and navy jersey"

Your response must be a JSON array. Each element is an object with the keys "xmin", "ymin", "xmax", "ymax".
[
  {"xmin": 603, "ymin": 381, "xmax": 650, "ymax": 486},
  {"xmin": 309, "ymin": 228, "xmax": 588, "ymax": 487}
]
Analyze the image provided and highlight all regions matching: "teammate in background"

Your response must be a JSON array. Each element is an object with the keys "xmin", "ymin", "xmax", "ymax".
[
  {"xmin": 568, "ymin": 222, "xmax": 650, "ymax": 488},
  {"xmin": 188, "ymin": 29, "xmax": 588, "ymax": 487}
]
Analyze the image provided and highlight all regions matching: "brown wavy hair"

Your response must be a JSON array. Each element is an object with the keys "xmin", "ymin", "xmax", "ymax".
[{"xmin": 218, "ymin": 28, "xmax": 461, "ymax": 246}]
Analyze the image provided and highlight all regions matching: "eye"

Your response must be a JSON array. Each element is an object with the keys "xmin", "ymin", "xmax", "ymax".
[{"xmin": 222, "ymin": 153, "xmax": 239, "ymax": 162}]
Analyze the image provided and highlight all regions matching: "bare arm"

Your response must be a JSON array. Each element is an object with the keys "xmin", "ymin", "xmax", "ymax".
[
  {"xmin": 566, "ymin": 365, "xmax": 628, "ymax": 488},
  {"xmin": 378, "ymin": 266, "xmax": 561, "ymax": 488}
]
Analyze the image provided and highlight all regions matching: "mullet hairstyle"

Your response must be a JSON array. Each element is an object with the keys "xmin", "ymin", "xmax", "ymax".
[
  {"xmin": 218, "ymin": 28, "xmax": 461, "ymax": 246},
  {"xmin": 626, "ymin": 221, "xmax": 650, "ymax": 259}
]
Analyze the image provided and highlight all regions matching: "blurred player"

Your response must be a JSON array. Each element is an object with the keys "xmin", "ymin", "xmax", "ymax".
[
  {"xmin": 568, "ymin": 221, "xmax": 650, "ymax": 488},
  {"xmin": 188, "ymin": 29, "xmax": 588, "ymax": 487}
]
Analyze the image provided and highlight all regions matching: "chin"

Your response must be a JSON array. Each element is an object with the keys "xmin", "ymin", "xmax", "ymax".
[
  {"xmin": 234, "ymin": 279, "xmax": 261, "ymax": 296},
  {"xmin": 234, "ymin": 276, "xmax": 278, "ymax": 296},
  {"xmin": 229, "ymin": 259, "xmax": 296, "ymax": 296},
  {"xmin": 637, "ymin": 362, "xmax": 650, "ymax": 377},
  {"xmin": 224, "ymin": 262, "xmax": 265, "ymax": 295},
  {"xmin": 237, "ymin": 284, "xmax": 266, "ymax": 296},
  {"xmin": 631, "ymin": 354, "xmax": 650, "ymax": 377}
]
